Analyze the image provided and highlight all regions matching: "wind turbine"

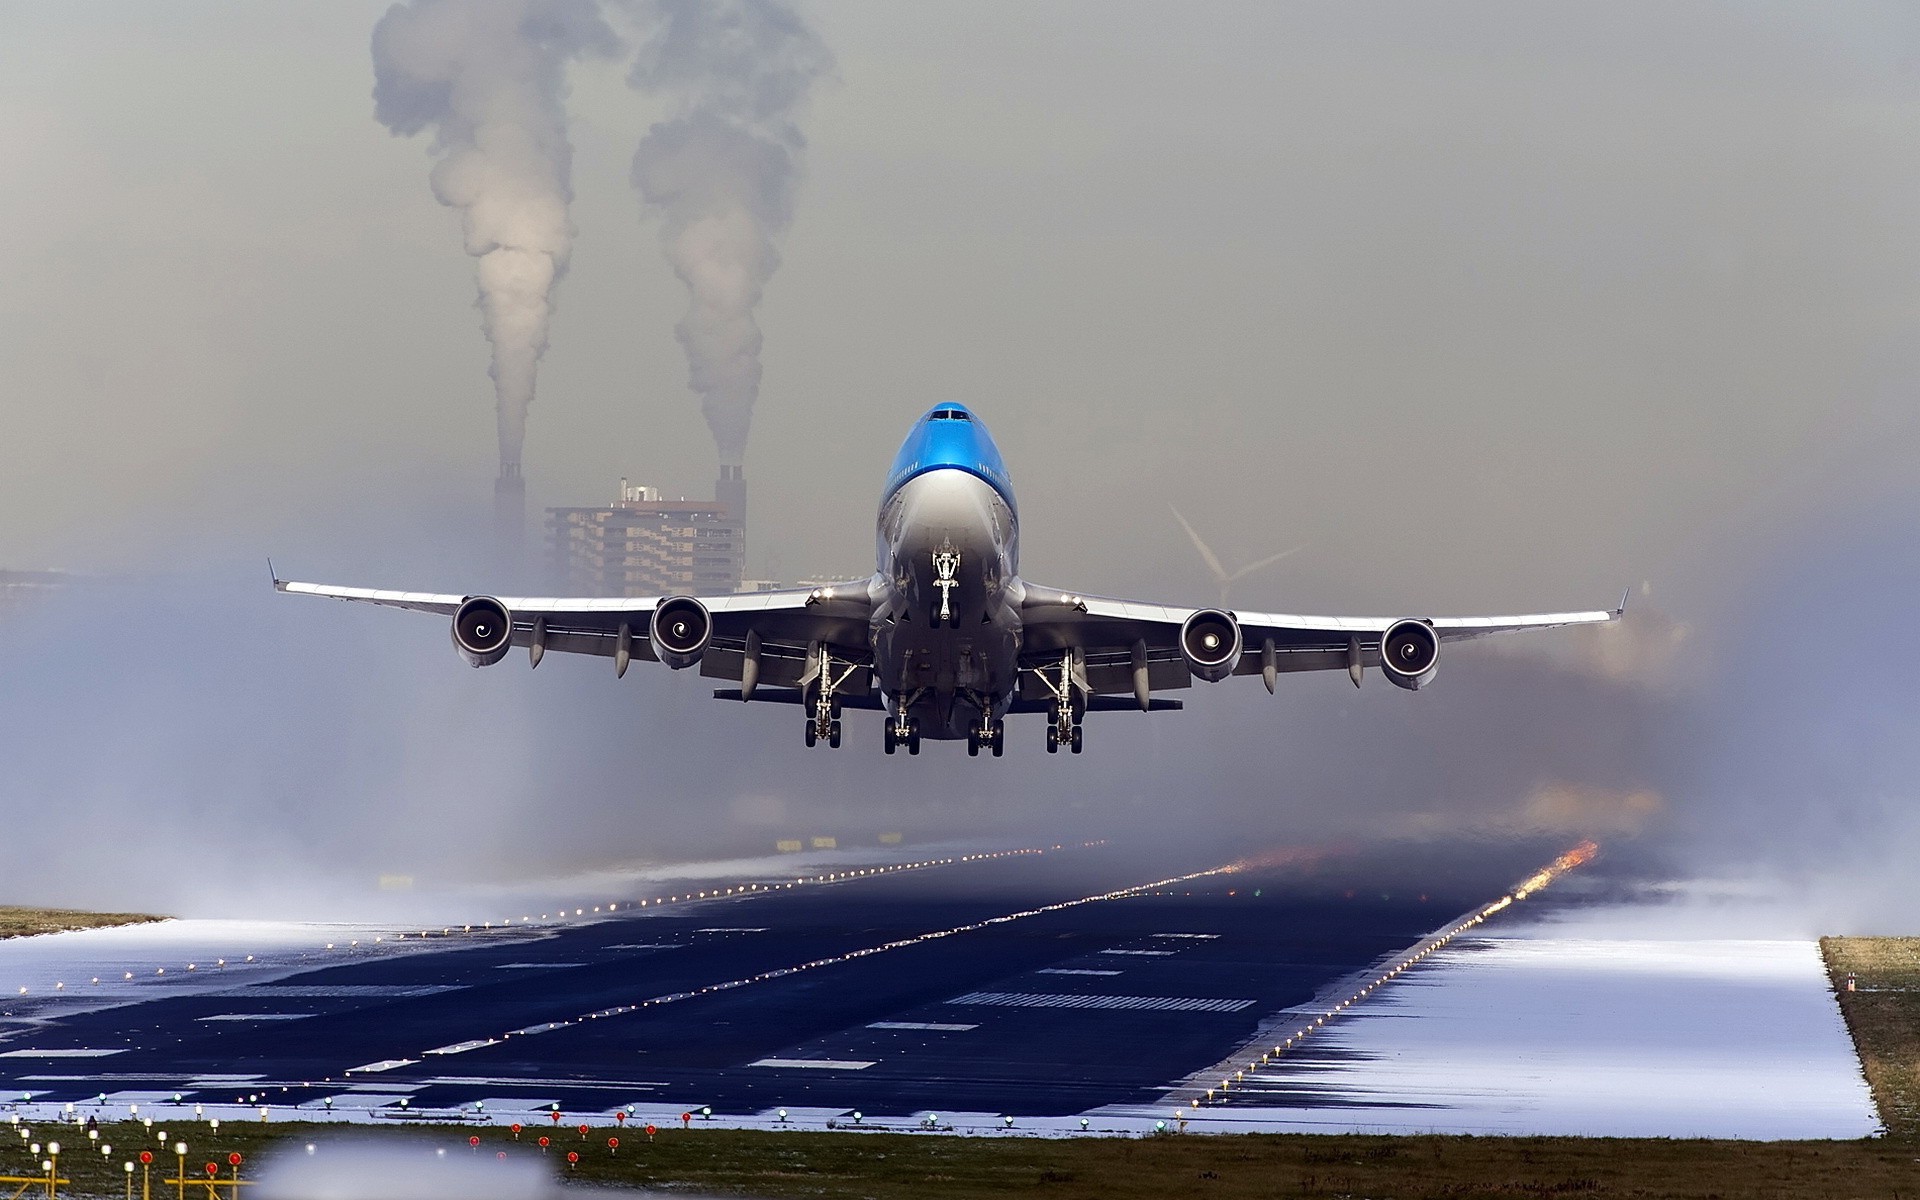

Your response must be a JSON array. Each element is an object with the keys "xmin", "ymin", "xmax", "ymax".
[{"xmin": 1170, "ymin": 505, "xmax": 1307, "ymax": 606}]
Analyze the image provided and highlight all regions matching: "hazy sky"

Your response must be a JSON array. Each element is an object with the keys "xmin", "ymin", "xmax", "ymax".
[{"xmin": 0, "ymin": 3, "xmax": 1916, "ymax": 921}]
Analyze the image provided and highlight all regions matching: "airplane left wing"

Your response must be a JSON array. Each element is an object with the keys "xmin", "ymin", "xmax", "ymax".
[
  {"xmin": 274, "ymin": 575, "xmax": 879, "ymax": 692},
  {"xmin": 1017, "ymin": 582, "xmax": 1624, "ymax": 704}
]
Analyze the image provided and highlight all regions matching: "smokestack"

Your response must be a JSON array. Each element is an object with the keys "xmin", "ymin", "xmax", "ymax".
[
  {"xmin": 628, "ymin": 0, "xmax": 831, "ymax": 494},
  {"xmin": 371, "ymin": 0, "xmax": 619, "ymax": 552},
  {"xmin": 716, "ymin": 462, "xmax": 745, "ymax": 555},
  {"xmin": 495, "ymin": 461, "xmax": 525, "ymax": 552}
]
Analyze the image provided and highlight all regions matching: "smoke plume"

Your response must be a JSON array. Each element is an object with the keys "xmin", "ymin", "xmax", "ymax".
[
  {"xmin": 372, "ymin": 0, "xmax": 619, "ymax": 477},
  {"xmin": 627, "ymin": 0, "xmax": 832, "ymax": 468}
]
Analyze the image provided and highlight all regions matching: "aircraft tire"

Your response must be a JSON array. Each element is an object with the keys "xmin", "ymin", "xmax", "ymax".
[
  {"xmin": 829, "ymin": 720, "xmax": 842, "ymax": 749},
  {"xmin": 1070, "ymin": 725, "xmax": 1083, "ymax": 754},
  {"xmin": 1046, "ymin": 726, "xmax": 1058, "ymax": 753},
  {"xmin": 884, "ymin": 727, "xmax": 896, "ymax": 754},
  {"xmin": 804, "ymin": 721, "xmax": 816, "ymax": 748},
  {"xmin": 967, "ymin": 734, "xmax": 979, "ymax": 757}
]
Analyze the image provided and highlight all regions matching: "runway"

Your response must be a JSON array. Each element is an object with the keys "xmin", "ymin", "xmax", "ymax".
[
  {"xmin": 0, "ymin": 840, "xmax": 1873, "ymax": 1138},
  {"xmin": 0, "ymin": 842, "xmax": 1488, "ymax": 1123}
]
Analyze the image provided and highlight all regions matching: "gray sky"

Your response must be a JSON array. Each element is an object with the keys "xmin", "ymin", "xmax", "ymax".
[
  {"xmin": 1, "ymin": 2, "xmax": 1913, "ymax": 607},
  {"xmin": 1, "ymin": 3, "xmax": 1917, "ymax": 920}
]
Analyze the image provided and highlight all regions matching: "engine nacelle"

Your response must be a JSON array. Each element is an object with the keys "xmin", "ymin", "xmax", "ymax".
[
  {"xmin": 1179, "ymin": 608, "xmax": 1243, "ymax": 684},
  {"xmin": 451, "ymin": 596, "xmax": 513, "ymax": 668},
  {"xmin": 650, "ymin": 595, "xmax": 712, "ymax": 671},
  {"xmin": 1379, "ymin": 618, "xmax": 1439, "ymax": 691}
]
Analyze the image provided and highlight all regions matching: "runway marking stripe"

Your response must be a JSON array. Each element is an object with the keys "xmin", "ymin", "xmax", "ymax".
[
  {"xmin": 1101, "ymin": 949, "xmax": 1176, "ymax": 956},
  {"xmin": 1153, "ymin": 933, "xmax": 1220, "ymax": 939},
  {"xmin": 345, "ymin": 1059, "xmax": 420, "ymax": 1074},
  {"xmin": 866, "ymin": 1021, "xmax": 977, "ymax": 1031},
  {"xmin": 605, "ymin": 944, "xmax": 683, "ymax": 951},
  {"xmin": 695, "ymin": 928, "xmax": 769, "ymax": 933},
  {"xmin": 0, "ymin": 1048, "xmax": 123, "ymax": 1058},
  {"xmin": 423, "ymin": 1039, "xmax": 499, "ymax": 1056},
  {"xmin": 950, "ymin": 992, "xmax": 1254, "ymax": 1013},
  {"xmin": 230, "ymin": 985, "xmax": 461, "ymax": 998},
  {"xmin": 495, "ymin": 963, "xmax": 587, "ymax": 970},
  {"xmin": 748, "ymin": 1058, "xmax": 876, "ymax": 1070},
  {"xmin": 195, "ymin": 1014, "xmax": 312, "ymax": 1022},
  {"xmin": 1037, "ymin": 969, "xmax": 1122, "ymax": 976}
]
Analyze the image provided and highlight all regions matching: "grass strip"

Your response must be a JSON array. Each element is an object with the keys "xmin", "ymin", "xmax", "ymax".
[
  {"xmin": 1, "ymin": 1120, "xmax": 1913, "ymax": 1199},
  {"xmin": 0, "ymin": 907, "xmax": 164, "ymax": 940},
  {"xmin": 1822, "ymin": 935, "xmax": 1920, "ymax": 1138}
]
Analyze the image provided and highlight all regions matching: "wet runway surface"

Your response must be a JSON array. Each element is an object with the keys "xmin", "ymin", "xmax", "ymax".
[{"xmin": 0, "ymin": 844, "xmax": 1536, "ymax": 1119}]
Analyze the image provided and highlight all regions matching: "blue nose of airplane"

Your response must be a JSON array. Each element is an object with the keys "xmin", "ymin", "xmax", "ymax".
[{"xmin": 884, "ymin": 404, "xmax": 1015, "ymax": 512}]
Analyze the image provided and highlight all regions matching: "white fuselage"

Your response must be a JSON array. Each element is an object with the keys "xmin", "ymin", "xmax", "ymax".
[{"xmin": 870, "ymin": 468, "xmax": 1023, "ymax": 739}]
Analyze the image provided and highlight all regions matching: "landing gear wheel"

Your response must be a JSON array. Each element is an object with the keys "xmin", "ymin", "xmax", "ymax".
[
  {"xmin": 1070, "ymin": 724, "xmax": 1083, "ymax": 754},
  {"xmin": 907, "ymin": 719, "xmax": 921, "ymax": 755},
  {"xmin": 991, "ymin": 720, "xmax": 1005, "ymax": 758},
  {"xmin": 1046, "ymin": 726, "xmax": 1059, "ymax": 753},
  {"xmin": 884, "ymin": 725, "xmax": 897, "ymax": 755},
  {"xmin": 967, "ymin": 731, "xmax": 980, "ymax": 757},
  {"xmin": 804, "ymin": 720, "xmax": 817, "ymax": 748},
  {"xmin": 828, "ymin": 720, "xmax": 842, "ymax": 749}
]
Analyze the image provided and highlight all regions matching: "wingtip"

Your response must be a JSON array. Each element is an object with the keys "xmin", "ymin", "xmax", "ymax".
[
  {"xmin": 1615, "ymin": 587, "xmax": 1631, "ymax": 618},
  {"xmin": 268, "ymin": 557, "xmax": 288, "ymax": 592}
]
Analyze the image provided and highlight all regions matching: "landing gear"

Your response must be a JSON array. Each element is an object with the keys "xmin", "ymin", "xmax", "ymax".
[
  {"xmin": 884, "ymin": 695, "xmax": 922, "ymax": 756},
  {"xmin": 1030, "ymin": 652, "xmax": 1086, "ymax": 756},
  {"xmin": 803, "ymin": 642, "xmax": 859, "ymax": 750},
  {"xmin": 968, "ymin": 702, "xmax": 1006, "ymax": 758},
  {"xmin": 932, "ymin": 545, "xmax": 962, "ymax": 628}
]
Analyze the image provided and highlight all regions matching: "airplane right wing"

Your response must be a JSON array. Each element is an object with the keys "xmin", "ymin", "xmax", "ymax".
[{"xmin": 1016, "ymin": 582, "xmax": 1624, "ymax": 706}]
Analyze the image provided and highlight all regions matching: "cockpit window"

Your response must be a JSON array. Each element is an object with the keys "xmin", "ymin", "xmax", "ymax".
[{"xmin": 929, "ymin": 409, "xmax": 971, "ymax": 422}]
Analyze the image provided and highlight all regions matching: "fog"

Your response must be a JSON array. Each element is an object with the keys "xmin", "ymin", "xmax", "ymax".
[{"xmin": 0, "ymin": 3, "xmax": 1916, "ymax": 930}]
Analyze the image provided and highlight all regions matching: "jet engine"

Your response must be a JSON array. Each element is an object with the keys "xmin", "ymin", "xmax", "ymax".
[
  {"xmin": 1379, "ymin": 619, "xmax": 1439, "ymax": 690},
  {"xmin": 450, "ymin": 596, "xmax": 513, "ymax": 668},
  {"xmin": 1179, "ymin": 608, "xmax": 1242, "ymax": 684},
  {"xmin": 650, "ymin": 595, "xmax": 712, "ymax": 670}
]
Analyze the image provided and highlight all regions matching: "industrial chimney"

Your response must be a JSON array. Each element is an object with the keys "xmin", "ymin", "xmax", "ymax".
[{"xmin": 495, "ymin": 461, "xmax": 525, "ymax": 555}]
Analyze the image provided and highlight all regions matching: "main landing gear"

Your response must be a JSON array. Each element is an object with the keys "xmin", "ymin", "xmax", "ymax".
[
  {"xmin": 884, "ymin": 693, "xmax": 923, "ymax": 756},
  {"xmin": 967, "ymin": 706, "xmax": 1006, "ymax": 758},
  {"xmin": 1028, "ymin": 652, "xmax": 1085, "ymax": 754},
  {"xmin": 803, "ymin": 643, "xmax": 858, "ymax": 750}
]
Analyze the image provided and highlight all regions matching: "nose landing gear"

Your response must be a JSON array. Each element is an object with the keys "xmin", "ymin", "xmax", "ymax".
[{"xmin": 932, "ymin": 545, "xmax": 962, "ymax": 628}]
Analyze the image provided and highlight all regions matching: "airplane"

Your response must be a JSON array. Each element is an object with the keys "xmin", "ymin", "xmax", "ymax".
[{"xmin": 276, "ymin": 403, "xmax": 1623, "ymax": 758}]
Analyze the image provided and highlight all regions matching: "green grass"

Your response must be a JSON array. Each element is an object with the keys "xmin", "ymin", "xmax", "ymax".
[
  {"xmin": 1822, "ymin": 936, "xmax": 1920, "ymax": 1138},
  {"xmin": 2, "ymin": 1120, "xmax": 1914, "ymax": 1199},
  {"xmin": 0, "ymin": 907, "xmax": 163, "ymax": 940}
]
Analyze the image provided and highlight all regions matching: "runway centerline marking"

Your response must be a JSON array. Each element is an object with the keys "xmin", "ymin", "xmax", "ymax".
[
  {"xmin": 748, "ymin": 1058, "xmax": 877, "ymax": 1070},
  {"xmin": 337, "ymin": 852, "xmax": 1268, "ymax": 1074},
  {"xmin": 950, "ymin": 992, "xmax": 1255, "ymax": 1013},
  {"xmin": 867, "ymin": 1021, "xmax": 977, "ymax": 1031},
  {"xmin": 1037, "ymin": 969, "xmax": 1122, "ymax": 976}
]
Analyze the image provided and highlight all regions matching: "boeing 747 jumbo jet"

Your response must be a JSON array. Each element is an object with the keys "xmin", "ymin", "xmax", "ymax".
[{"xmin": 277, "ymin": 404, "xmax": 1622, "ymax": 757}]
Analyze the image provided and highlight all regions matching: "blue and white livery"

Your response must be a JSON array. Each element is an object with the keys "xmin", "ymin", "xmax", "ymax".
[{"xmin": 278, "ymin": 404, "xmax": 1621, "ymax": 757}]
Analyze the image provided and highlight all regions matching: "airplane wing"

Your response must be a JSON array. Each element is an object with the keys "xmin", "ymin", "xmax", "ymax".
[
  {"xmin": 1017, "ymin": 582, "xmax": 1624, "ymax": 705},
  {"xmin": 274, "ymin": 574, "xmax": 879, "ymax": 693}
]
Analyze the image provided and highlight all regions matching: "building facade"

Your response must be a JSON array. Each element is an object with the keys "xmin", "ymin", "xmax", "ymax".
[{"xmin": 546, "ymin": 481, "xmax": 743, "ymax": 597}]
